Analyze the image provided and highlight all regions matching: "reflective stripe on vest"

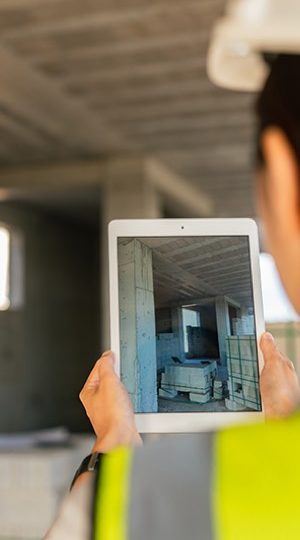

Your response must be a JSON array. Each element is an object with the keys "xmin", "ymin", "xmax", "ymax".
[
  {"xmin": 94, "ymin": 447, "xmax": 133, "ymax": 540},
  {"xmin": 214, "ymin": 413, "xmax": 300, "ymax": 540}
]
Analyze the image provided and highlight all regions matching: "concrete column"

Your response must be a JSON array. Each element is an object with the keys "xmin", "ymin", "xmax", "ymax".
[
  {"xmin": 100, "ymin": 156, "xmax": 162, "ymax": 349},
  {"xmin": 171, "ymin": 307, "xmax": 185, "ymax": 360},
  {"xmin": 119, "ymin": 239, "xmax": 157, "ymax": 413},
  {"xmin": 216, "ymin": 296, "xmax": 230, "ymax": 365}
]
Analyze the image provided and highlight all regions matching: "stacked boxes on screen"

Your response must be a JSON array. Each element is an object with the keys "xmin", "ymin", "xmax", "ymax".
[
  {"xmin": 226, "ymin": 335, "xmax": 260, "ymax": 411},
  {"xmin": 213, "ymin": 379, "xmax": 224, "ymax": 400},
  {"xmin": 159, "ymin": 361, "xmax": 217, "ymax": 404}
]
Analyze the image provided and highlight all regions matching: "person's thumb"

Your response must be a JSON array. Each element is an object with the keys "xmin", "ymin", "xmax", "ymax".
[
  {"xmin": 80, "ymin": 352, "xmax": 115, "ymax": 401},
  {"xmin": 260, "ymin": 332, "xmax": 277, "ymax": 365},
  {"xmin": 98, "ymin": 351, "xmax": 115, "ymax": 373}
]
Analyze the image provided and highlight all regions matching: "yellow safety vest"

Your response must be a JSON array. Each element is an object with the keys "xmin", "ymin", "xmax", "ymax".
[{"xmin": 93, "ymin": 413, "xmax": 300, "ymax": 540}]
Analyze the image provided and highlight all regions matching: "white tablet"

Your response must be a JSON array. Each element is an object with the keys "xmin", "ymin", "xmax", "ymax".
[{"xmin": 109, "ymin": 219, "xmax": 265, "ymax": 433}]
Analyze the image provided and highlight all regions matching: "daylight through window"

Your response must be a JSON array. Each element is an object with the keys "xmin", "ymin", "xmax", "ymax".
[{"xmin": 0, "ymin": 226, "xmax": 10, "ymax": 311}]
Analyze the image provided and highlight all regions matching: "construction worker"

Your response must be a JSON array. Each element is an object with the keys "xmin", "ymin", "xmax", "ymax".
[{"xmin": 46, "ymin": 1, "xmax": 300, "ymax": 538}]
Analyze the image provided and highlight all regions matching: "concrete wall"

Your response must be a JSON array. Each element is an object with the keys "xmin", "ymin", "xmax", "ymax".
[
  {"xmin": 156, "ymin": 333, "xmax": 180, "ymax": 370},
  {"xmin": 216, "ymin": 296, "xmax": 231, "ymax": 366},
  {"xmin": 199, "ymin": 304, "xmax": 218, "ymax": 332},
  {"xmin": 0, "ymin": 202, "xmax": 100, "ymax": 432},
  {"xmin": 187, "ymin": 327, "xmax": 219, "ymax": 359},
  {"xmin": 155, "ymin": 308, "xmax": 172, "ymax": 334}
]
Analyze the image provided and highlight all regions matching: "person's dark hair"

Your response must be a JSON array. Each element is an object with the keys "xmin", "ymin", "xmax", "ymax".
[{"xmin": 256, "ymin": 53, "xmax": 300, "ymax": 166}]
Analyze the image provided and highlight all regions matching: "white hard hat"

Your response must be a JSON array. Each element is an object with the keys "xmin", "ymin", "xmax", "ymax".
[{"xmin": 207, "ymin": 0, "xmax": 300, "ymax": 91}]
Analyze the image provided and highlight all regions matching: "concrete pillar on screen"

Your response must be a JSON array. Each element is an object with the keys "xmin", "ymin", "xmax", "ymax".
[
  {"xmin": 118, "ymin": 238, "xmax": 158, "ymax": 413},
  {"xmin": 171, "ymin": 307, "xmax": 185, "ymax": 360},
  {"xmin": 100, "ymin": 156, "xmax": 162, "ymax": 350},
  {"xmin": 100, "ymin": 157, "xmax": 161, "ymax": 447},
  {"xmin": 216, "ymin": 296, "xmax": 230, "ymax": 365}
]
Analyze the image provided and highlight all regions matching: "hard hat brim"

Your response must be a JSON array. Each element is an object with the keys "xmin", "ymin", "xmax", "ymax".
[{"xmin": 207, "ymin": 19, "xmax": 300, "ymax": 92}]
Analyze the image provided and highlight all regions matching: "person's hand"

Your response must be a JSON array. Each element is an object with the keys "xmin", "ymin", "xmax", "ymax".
[
  {"xmin": 79, "ymin": 351, "xmax": 142, "ymax": 452},
  {"xmin": 260, "ymin": 332, "xmax": 300, "ymax": 419}
]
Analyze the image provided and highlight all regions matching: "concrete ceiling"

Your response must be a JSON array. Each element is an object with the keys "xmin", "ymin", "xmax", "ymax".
[
  {"xmin": 141, "ymin": 237, "xmax": 253, "ymax": 309},
  {"xmin": 0, "ymin": 0, "xmax": 257, "ymax": 218}
]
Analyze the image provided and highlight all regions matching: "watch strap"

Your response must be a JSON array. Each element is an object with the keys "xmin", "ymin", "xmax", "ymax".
[{"xmin": 70, "ymin": 453, "xmax": 101, "ymax": 490}]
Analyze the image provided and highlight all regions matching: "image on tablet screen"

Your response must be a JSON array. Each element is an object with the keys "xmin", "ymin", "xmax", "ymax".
[{"xmin": 118, "ymin": 236, "xmax": 262, "ymax": 414}]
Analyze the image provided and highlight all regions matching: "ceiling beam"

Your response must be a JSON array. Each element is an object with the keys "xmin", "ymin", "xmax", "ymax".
[
  {"xmin": 0, "ymin": 155, "xmax": 214, "ymax": 219},
  {"xmin": 179, "ymin": 246, "xmax": 249, "ymax": 268},
  {"xmin": 0, "ymin": 159, "xmax": 103, "ymax": 190},
  {"xmin": 30, "ymin": 31, "xmax": 209, "ymax": 66},
  {"xmin": 92, "ymin": 95, "xmax": 252, "ymax": 123},
  {"xmin": 196, "ymin": 262, "xmax": 251, "ymax": 280},
  {"xmin": 3, "ymin": 0, "xmax": 221, "ymax": 40},
  {"xmin": 153, "ymin": 252, "xmax": 218, "ymax": 297},
  {"xmin": 85, "ymin": 79, "xmax": 215, "ymax": 104},
  {"xmin": 120, "ymin": 112, "xmax": 253, "ymax": 135},
  {"xmin": 41, "ymin": 45, "xmax": 209, "ymax": 80},
  {"xmin": 127, "ymin": 127, "xmax": 254, "ymax": 151},
  {"xmin": 65, "ymin": 57, "xmax": 206, "ymax": 90},
  {"xmin": 0, "ymin": 110, "xmax": 51, "ymax": 152},
  {"xmin": 159, "ymin": 144, "xmax": 251, "ymax": 165},
  {"xmin": 0, "ymin": 0, "xmax": 51, "ymax": 7},
  {"xmin": 157, "ymin": 157, "xmax": 251, "ymax": 178},
  {"xmin": 145, "ymin": 158, "xmax": 214, "ymax": 217},
  {"xmin": 0, "ymin": 46, "xmax": 126, "ymax": 153}
]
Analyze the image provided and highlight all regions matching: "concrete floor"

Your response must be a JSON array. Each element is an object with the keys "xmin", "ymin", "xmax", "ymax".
[{"xmin": 158, "ymin": 395, "xmax": 229, "ymax": 413}]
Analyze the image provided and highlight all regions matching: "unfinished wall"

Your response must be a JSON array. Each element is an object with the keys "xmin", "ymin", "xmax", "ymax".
[
  {"xmin": 216, "ymin": 296, "xmax": 231, "ymax": 366},
  {"xmin": 187, "ymin": 327, "xmax": 219, "ymax": 359},
  {"xmin": 155, "ymin": 308, "xmax": 172, "ymax": 334},
  {"xmin": 156, "ymin": 334, "xmax": 180, "ymax": 370},
  {"xmin": 0, "ymin": 202, "xmax": 100, "ymax": 432},
  {"xmin": 155, "ymin": 308, "xmax": 179, "ymax": 370},
  {"xmin": 199, "ymin": 304, "xmax": 218, "ymax": 332}
]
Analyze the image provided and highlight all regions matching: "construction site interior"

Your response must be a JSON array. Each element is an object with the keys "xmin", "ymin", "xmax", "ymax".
[{"xmin": 118, "ymin": 235, "xmax": 261, "ymax": 414}]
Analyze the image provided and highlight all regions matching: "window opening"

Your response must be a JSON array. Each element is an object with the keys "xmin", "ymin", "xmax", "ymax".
[
  {"xmin": 0, "ymin": 224, "xmax": 24, "ymax": 311},
  {"xmin": 182, "ymin": 307, "xmax": 200, "ymax": 353},
  {"xmin": 0, "ymin": 226, "xmax": 10, "ymax": 310}
]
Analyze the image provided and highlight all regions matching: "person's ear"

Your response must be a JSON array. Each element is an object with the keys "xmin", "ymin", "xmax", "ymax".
[{"xmin": 261, "ymin": 127, "xmax": 300, "ymax": 237}]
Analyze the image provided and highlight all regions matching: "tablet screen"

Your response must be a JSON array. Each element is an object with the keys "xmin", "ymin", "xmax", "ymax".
[{"xmin": 118, "ymin": 236, "xmax": 262, "ymax": 414}]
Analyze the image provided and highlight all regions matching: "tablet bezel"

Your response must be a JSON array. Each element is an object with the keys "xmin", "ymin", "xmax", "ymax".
[{"xmin": 109, "ymin": 218, "xmax": 265, "ymax": 433}]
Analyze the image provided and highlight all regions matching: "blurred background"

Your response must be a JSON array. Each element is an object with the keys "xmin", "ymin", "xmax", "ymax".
[{"xmin": 0, "ymin": 0, "xmax": 299, "ymax": 538}]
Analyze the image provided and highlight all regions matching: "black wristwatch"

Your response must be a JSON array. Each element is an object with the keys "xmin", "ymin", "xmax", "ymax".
[{"xmin": 70, "ymin": 453, "xmax": 101, "ymax": 490}]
